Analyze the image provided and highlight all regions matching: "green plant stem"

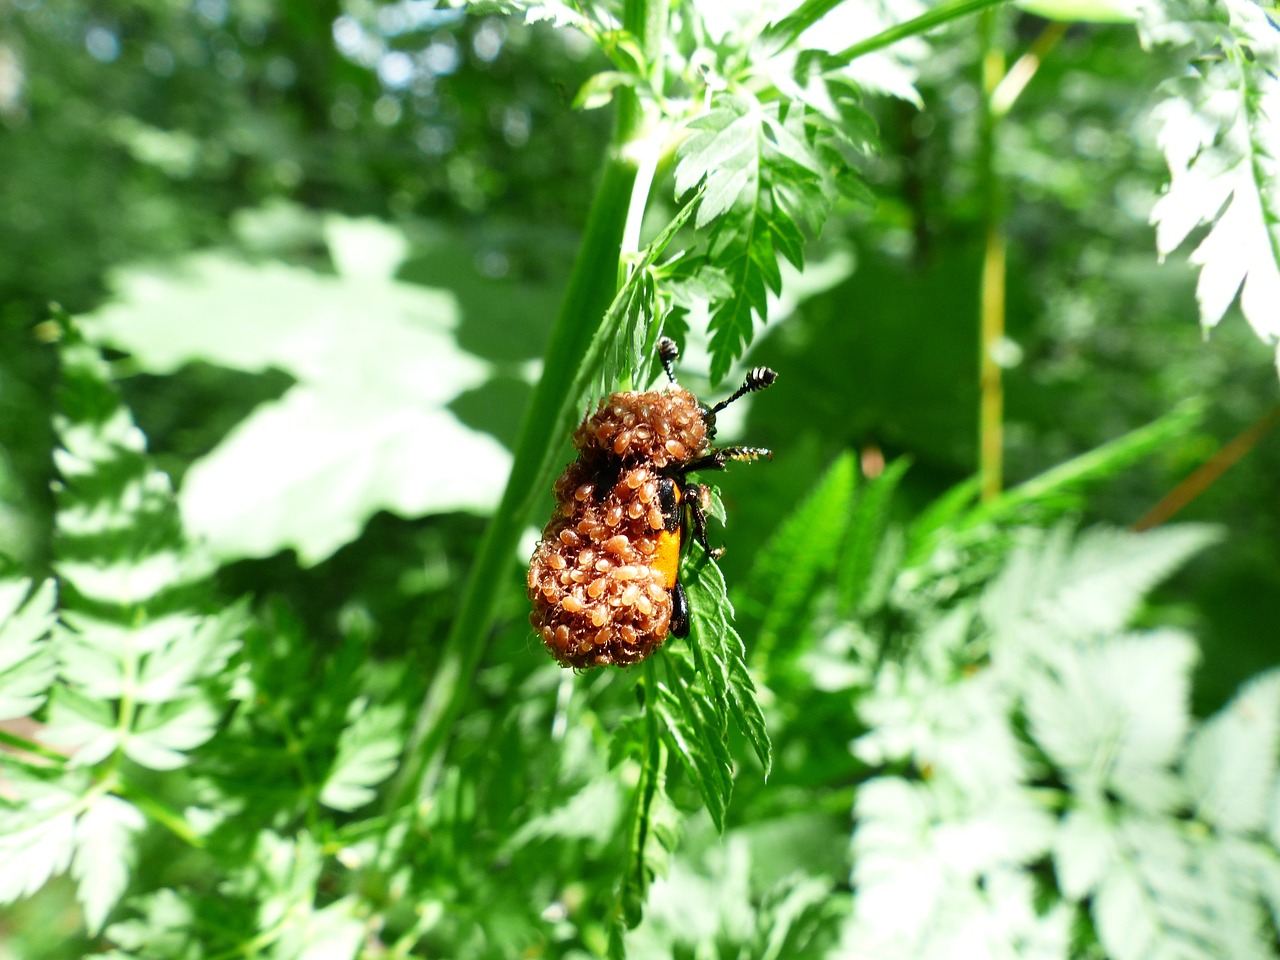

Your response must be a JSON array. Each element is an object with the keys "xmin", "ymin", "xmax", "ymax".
[
  {"xmin": 0, "ymin": 726, "xmax": 68, "ymax": 762},
  {"xmin": 767, "ymin": 0, "xmax": 850, "ymax": 47},
  {"xmin": 390, "ymin": 157, "xmax": 642, "ymax": 812},
  {"xmin": 834, "ymin": 0, "xmax": 1013, "ymax": 64},
  {"xmin": 391, "ymin": 9, "xmax": 664, "ymax": 814},
  {"xmin": 120, "ymin": 783, "xmax": 205, "ymax": 847},
  {"xmin": 971, "ymin": 399, "xmax": 1206, "ymax": 524},
  {"xmin": 978, "ymin": 9, "xmax": 1006, "ymax": 503},
  {"xmin": 990, "ymin": 21, "xmax": 1068, "ymax": 118}
]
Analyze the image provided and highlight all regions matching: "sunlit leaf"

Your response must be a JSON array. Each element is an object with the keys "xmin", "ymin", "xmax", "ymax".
[
  {"xmin": 320, "ymin": 700, "xmax": 407, "ymax": 812},
  {"xmin": 0, "ymin": 579, "xmax": 56, "ymax": 721},
  {"xmin": 1023, "ymin": 630, "xmax": 1197, "ymax": 812},
  {"xmin": 1185, "ymin": 669, "xmax": 1280, "ymax": 833},
  {"xmin": 71, "ymin": 795, "xmax": 145, "ymax": 934},
  {"xmin": 83, "ymin": 250, "xmax": 512, "ymax": 564}
]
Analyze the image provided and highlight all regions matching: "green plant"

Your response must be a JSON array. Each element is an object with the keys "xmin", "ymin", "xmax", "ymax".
[{"xmin": 3, "ymin": 0, "xmax": 1279, "ymax": 957}]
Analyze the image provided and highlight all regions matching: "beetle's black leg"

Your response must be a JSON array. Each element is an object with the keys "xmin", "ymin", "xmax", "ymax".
[
  {"xmin": 718, "ymin": 445, "xmax": 773, "ymax": 463},
  {"xmin": 658, "ymin": 337, "xmax": 680, "ymax": 384},
  {"xmin": 684, "ymin": 446, "xmax": 772, "ymax": 473},
  {"xmin": 682, "ymin": 481, "xmax": 720, "ymax": 556},
  {"xmin": 670, "ymin": 580, "xmax": 690, "ymax": 638}
]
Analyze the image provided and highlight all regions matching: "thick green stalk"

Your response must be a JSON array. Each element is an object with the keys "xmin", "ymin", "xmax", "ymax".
[
  {"xmin": 390, "ymin": 157, "xmax": 640, "ymax": 809},
  {"xmin": 391, "ymin": 10, "xmax": 663, "ymax": 812}
]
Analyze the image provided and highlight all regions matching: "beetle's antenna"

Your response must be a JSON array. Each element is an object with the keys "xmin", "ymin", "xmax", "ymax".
[
  {"xmin": 657, "ymin": 337, "xmax": 680, "ymax": 384},
  {"xmin": 710, "ymin": 366, "xmax": 777, "ymax": 415}
]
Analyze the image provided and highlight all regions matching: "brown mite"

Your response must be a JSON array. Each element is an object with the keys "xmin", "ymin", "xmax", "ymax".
[{"xmin": 527, "ymin": 337, "xmax": 777, "ymax": 669}]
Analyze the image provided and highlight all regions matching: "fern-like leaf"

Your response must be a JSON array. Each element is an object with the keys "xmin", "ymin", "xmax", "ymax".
[
  {"xmin": 1142, "ymin": 0, "xmax": 1280, "ymax": 360},
  {"xmin": 1185, "ymin": 669, "xmax": 1280, "ymax": 833},
  {"xmin": 742, "ymin": 451, "xmax": 856, "ymax": 665},
  {"xmin": 0, "ymin": 579, "xmax": 56, "ymax": 721}
]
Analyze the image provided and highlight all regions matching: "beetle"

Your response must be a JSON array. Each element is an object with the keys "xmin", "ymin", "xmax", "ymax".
[{"xmin": 527, "ymin": 337, "xmax": 777, "ymax": 669}]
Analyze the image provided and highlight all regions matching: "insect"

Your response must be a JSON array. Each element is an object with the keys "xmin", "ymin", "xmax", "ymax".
[{"xmin": 527, "ymin": 337, "xmax": 777, "ymax": 669}]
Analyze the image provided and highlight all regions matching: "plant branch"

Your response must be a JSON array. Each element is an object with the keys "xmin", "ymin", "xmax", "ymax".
[{"xmin": 1133, "ymin": 404, "xmax": 1280, "ymax": 531}]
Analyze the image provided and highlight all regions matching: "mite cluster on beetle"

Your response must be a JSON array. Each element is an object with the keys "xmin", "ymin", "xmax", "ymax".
[{"xmin": 527, "ymin": 338, "xmax": 777, "ymax": 669}]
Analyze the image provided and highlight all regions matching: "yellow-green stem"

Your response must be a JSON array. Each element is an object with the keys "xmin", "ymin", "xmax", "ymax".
[{"xmin": 978, "ymin": 10, "xmax": 1006, "ymax": 502}]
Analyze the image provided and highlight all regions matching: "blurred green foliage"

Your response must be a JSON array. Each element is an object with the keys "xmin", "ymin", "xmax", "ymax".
[{"xmin": 1, "ymin": 0, "xmax": 1279, "ymax": 958}]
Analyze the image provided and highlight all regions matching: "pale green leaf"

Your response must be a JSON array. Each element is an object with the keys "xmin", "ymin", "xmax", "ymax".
[
  {"xmin": 124, "ymin": 699, "xmax": 220, "ymax": 770},
  {"xmin": 0, "ymin": 579, "xmax": 57, "ymax": 721},
  {"xmin": 1185, "ymin": 669, "xmax": 1280, "ymax": 833},
  {"xmin": 83, "ymin": 251, "xmax": 512, "ymax": 565},
  {"xmin": 1052, "ymin": 804, "xmax": 1116, "ymax": 900},
  {"xmin": 44, "ymin": 686, "xmax": 120, "ymax": 766},
  {"xmin": 675, "ymin": 95, "xmax": 763, "ymax": 227},
  {"xmin": 1024, "ymin": 630, "xmax": 1196, "ymax": 812},
  {"xmin": 320, "ymin": 701, "xmax": 406, "ymax": 812},
  {"xmin": 298, "ymin": 898, "xmax": 365, "ymax": 960},
  {"xmin": 71, "ymin": 795, "xmax": 145, "ymax": 934},
  {"xmin": 0, "ymin": 778, "xmax": 79, "ymax": 903},
  {"xmin": 1142, "ymin": 0, "xmax": 1280, "ymax": 356},
  {"xmin": 180, "ymin": 381, "xmax": 510, "ymax": 565},
  {"xmin": 323, "ymin": 215, "xmax": 408, "ymax": 281},
  {"xmin": 982, "ymin": 524, "xmax": 1220, "ymax": 646},
  {"xmin": 1092, "ymin": 815, "xmax": 1222, "ymax": 960}
]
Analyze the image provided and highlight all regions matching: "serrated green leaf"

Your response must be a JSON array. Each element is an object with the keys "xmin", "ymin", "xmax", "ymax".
[
  {"xmin": 1185, "ymin": 669, "xmax": 1280, "ymax": 833},
  {"xmin": 839, "ymin": 458, "xmax": 909, "ymax": 616},
  {"xmin": 0, "ymin": 579, "xmax": 57, "ymax": 721},
  {"xmin": 707, "ymin": 214, "xmax": 778, "ymax": 384},
  {"xmin": 685, "ymin": 549, "xmax": 772, "ymax": 776},
  {"xmin": 1092, "ymin": 815, "xmax": 1222, "ymax": 960},
  {"xmin": 320, "ymin": 700, "xmax": 407, "ymax": 812},
  {"xmin": 1052, "ymin": 804, "xmax": 1116, "ymax": 900},
  {"xmin": 125, "ymin": 698, "xmax": 219, "ymax": 770},
  {"xmin": 744, "ymin": 451, "xmax": 855, "ymax": 664},
  {"xmin": 1141, "ymin": 0, "xmax": 1280, "ymax": 356},
  {"xmin": 653, "ymin": 671, "xmax": 731, "ymax": 830},
  {"xmin": 675, "ymin": 96, "xmax": 764, "ymax": 227},
  {"xmin": 71, "ymin": 794, "xmax": 145, "ymax": 934},
  {"xmin": 132, "ymin": 606, "xmax": 244, "ymax": 703},
  {"xmin": 0, "ymin": 778, "xmax": 79, "ymax": 904},
  {"xmin": 44, "ymin": 685, "xmax": 120, "ymax": 766},
  {"xmin": 982, "ymin": 524, "xmax": 1221, "ymax": 646},
  {"xmin": 1024, "ymin": 630, "xmax": 1197, "ymax": 812}
]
